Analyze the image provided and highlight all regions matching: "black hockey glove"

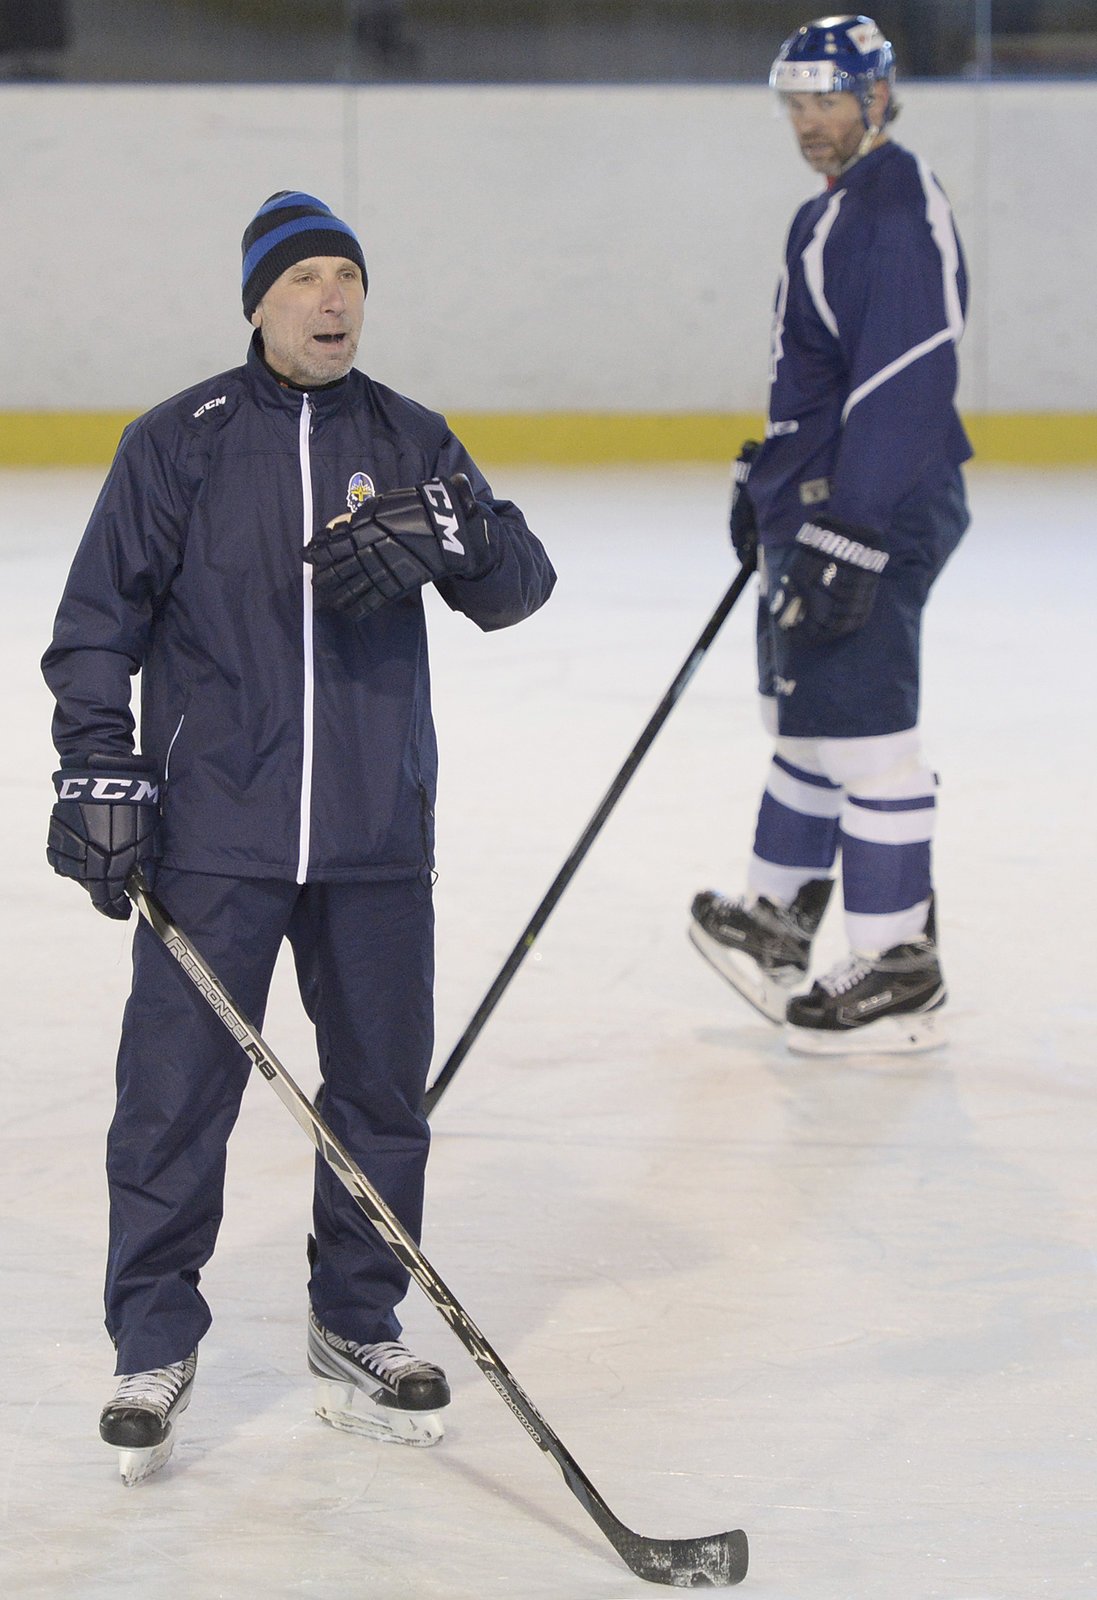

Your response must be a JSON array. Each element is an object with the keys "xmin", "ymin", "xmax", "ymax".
[
  {"xmin": 769, "ymin": 517, "xmax": 889, "ymax": 643},
  {"xmin": 305, "ymin": 474, "xmax": 496, "ymax": 622},
  {"xmin": 47, "ymin": 755, "xmax": 160, "ymax": 920},
  {"xmin": 728, "ymin": 439, "xmax": 760, "ymax": 568}
]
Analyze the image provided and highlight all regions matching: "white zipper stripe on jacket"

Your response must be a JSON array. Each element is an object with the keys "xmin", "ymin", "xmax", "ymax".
[
  {"xmin": 163, "ymin": 712, "xmax": 185, "ymax": 785},
  {"xmin": 296, "ymin": 395, "xmax": 315, "ymax": 884}
]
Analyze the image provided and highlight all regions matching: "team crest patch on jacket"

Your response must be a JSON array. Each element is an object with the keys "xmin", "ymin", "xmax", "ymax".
[{"xmin": 347, "ymin": 472, "xmax": 376, "ymax": 511}]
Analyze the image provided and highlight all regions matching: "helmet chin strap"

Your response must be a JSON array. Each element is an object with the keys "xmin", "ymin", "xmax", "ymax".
[
  {"xmin": 856, "ymin": 122, "xmax": 884, "ymax": 158},
  {"xmin": 838, "ymin": 105, "xmax": 886, "ymax": 174}
]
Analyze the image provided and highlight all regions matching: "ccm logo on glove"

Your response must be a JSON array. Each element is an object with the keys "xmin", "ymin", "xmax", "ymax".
[
  {"xmin": 422, "ymin": 479, "xmax": 466, "ymax": 555},
  {"xmin": 304, "ymin": 473, "xmax": 497, "ymax": 622},
  {"xmin": 47, "ymin": 756, "xmax": 161, "ymax": 920},
  {"xmin": 55, "ymin": 774, "xmax": 159, "ymax": 803}
]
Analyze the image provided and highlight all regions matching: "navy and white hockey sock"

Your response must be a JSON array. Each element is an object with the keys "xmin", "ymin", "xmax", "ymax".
[
  {"xmin": 747, "ymin": 750, "xmax": 842, "ymax": 905},
  {"xmin": 840, "ymin": 782, "xmax": 937, "ymax": 953}
]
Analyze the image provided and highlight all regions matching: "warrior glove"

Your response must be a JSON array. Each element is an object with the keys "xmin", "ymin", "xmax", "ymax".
[
  {"xmin": 305, "ymin": 474, "xmax": 497, "ymax": 621},
  {"xmin": 47, "ymin": 755, "xmax": 160, "ymax": 920},
  {"xmin": 728, "ymin": 439, "xmax": 761, "ymax": 568},
  {"xmin": 769, "ymin": 516, "xmax": 888, "ymax": 643}
]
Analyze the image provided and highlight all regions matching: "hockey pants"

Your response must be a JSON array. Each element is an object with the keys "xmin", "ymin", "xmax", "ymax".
[{"xmin": 104, "ymin": 869, "xmax": 434, "ymax": 1375}]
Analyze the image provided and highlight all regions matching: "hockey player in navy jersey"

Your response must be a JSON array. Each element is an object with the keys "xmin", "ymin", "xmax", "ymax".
[
  {"xmin": 690, "ymin": 16, "xmax": 970, "ymax": 1054},
  {"xmin": 42, "ymin": 191, "xmax": 555, "ymax": 1482}
]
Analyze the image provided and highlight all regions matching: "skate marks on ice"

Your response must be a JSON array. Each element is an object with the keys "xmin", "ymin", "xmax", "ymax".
[{"xmin": 4, "ymin": 467, "xmax": 1097, "ymax": 1597}]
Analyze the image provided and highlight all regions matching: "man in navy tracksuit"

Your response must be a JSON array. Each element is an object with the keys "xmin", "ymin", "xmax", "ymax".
[
  {"xmin": 690, "ymin": 16, "xmax": 970, "ymax": 1055},
  {"xmin": 43, "ymin": 191, "xmax": 556, "ymax": 1482}
]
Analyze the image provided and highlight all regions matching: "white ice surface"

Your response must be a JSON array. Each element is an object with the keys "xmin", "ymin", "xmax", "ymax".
[{"xmin": 2, "ymin": 465, "xmax": 1095, "ymax": 1599}]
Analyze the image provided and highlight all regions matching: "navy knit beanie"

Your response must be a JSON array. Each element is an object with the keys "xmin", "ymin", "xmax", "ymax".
[{"xmin": 241, "ymin": 191, "xmax": 368, "ymax": 319}]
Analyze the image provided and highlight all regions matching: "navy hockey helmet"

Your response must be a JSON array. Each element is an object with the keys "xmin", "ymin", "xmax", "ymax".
[{"xmin": 770, "ymin": 15, "xmax": 896, "ymax": 108}]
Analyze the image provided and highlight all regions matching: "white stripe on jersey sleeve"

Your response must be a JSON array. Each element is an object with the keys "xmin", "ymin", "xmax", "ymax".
[
  {"xmin": 918, "ymin": 154, "xmax": 966, "ymax": 339},
  {"xmin": 802, "ymin": 191, "xmax": 844, "ymax": 338},
  {"xmin": 840, "ymin": 158, "xmax": 965, "ymax": 425}
]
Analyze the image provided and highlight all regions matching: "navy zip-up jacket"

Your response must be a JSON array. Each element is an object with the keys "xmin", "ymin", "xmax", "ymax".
[
  {"xmin": 748, "ymin": 140, "xmax": 972, "ymax": 545},
  {"xmin": 43, "ymin": 338, "xmax": 556, "ymax": 882}
]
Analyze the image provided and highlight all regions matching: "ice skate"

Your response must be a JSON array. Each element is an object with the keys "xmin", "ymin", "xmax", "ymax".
[
  {"xmin": 689, "ymin": 877, "xmax": 833, "ymax": 1022},
  {"xmin": 307, "ymin": 1309, "xmax": 449, "ymax": 1446},
  {"xmin": 785, "ymin": 909, "xmax": 946, "ymax": 1056},
  {"xmin": 99, "ymin": 1352, "xmax": 197, "ymax": 1485}
]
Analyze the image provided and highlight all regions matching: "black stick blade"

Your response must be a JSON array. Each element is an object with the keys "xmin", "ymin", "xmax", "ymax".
[{"xmin": 612, "ymin": 1526, "xmax": 749, "ymax": 1588}]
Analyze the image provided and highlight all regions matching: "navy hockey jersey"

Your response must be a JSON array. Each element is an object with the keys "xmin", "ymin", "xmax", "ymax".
[
  {"xmin": 43, "ymin": 338, "xmax": 556, "ymax": 883},
  {"xmin": 748, "ymin": 140, "xmax": 972, "ymax": 544}
]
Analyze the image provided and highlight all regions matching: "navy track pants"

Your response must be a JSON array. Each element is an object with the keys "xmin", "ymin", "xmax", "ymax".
[{"xmin": 105, "ymin": 869, "xmax": 434, "ymax": 1374}]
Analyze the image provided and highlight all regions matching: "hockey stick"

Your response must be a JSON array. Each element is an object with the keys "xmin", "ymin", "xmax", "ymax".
[
  {"xmin": 126, "ymin": 873, "xmax": 748, "ymax": 1588},
  {"xmin": 423, "ymin": 559, "xmax": 755, "ymax": 1117}
]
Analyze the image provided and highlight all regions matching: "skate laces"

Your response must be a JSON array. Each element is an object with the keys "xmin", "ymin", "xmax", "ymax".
[
  {"xmin": 339, "ymin": 1336, "xmax": 434, "ymax": 1381},
  {"xmin": 719, "ymin": 894, "xmax": 796, "ymax": 939},
  {"xmin": 750, "ymin": 894, "xmax": 816, "ymax": 942},
  {"xmin": 111, "ymin": 1357, "xmax": 193, "ymax": 1414},
  {"xmin": 816, "ymin": 954, "xmax": 874, "ymax": 997}
]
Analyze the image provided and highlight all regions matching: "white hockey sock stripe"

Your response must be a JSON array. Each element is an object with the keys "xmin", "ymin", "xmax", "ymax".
[
  {"xmin": 840, "ymin": 792, "xmax": 936, "ymax": 846},
  {"xmin": 749, "ymin": 755, "xmax": 841, "ymax": 898},
  {"xmin": 767, "ymin": 753, "xmax": 843, "ymax": 818},
  {"xmin": 839, "ymin": 798, "xmax": 934, "ymax": 946},
  {"xmin": 845, "ymin": 898, "xmax": 932, "ymax": 956}
]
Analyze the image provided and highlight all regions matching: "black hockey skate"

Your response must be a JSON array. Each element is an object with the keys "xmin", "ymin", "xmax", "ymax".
[
  {"xmin": 307, "ymin": 1309, "xmax": 450, "ymax": 1446},
  {"xmin": 689, "ymin": 878, "xmax": 833, "ymax": 1022},
  {"xmin": 785, "ymin": 903, "xmax": 946, "ymax": 1055},
  {"xmin": 99, "ymin": 1351, "xmax": 197, "ymax": 1485}
]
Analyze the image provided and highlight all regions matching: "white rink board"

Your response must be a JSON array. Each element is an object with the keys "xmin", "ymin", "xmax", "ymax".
[{"xmin": 1, "ymin": 83, "xmax": 1095, "ymax": 415}]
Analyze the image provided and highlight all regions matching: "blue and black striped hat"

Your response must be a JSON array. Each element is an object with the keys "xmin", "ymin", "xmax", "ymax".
[{"xmin": 241, "ymin": 191, "xmax": 367, "ymax": 318}]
